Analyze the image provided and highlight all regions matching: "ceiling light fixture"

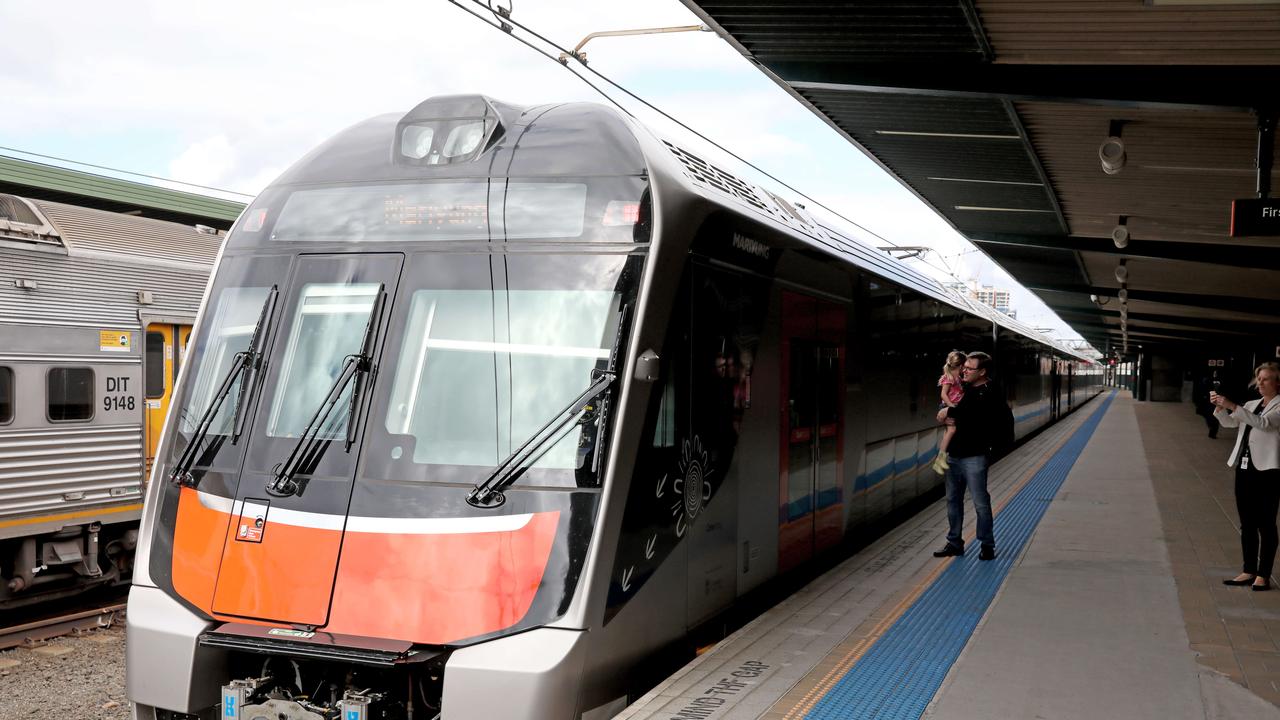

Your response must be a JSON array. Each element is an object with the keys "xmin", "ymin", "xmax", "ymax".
[
  {"xmin": 926, "ymin": 177, "xmax": 1045, "ymax": 187},
  {"xmin": 1112, "ymin": 215, "xmax": 1129, "ymax": 249},
  {"xmin": 1099, "ymin": 120, "xmax": 1127, "ymax": 175},
  {"xmin": 1114, "ymin": 259, "xmax": 1129, "ymax": 283},
  {"xmin": 953, "ymin": 206, "xmax": 1056, "ymax": 213},
  {"xmin": 1118, "ymin": 287, "xmax": 1129, "ymax": 302},
  {"xmin": 874, "ymin": 130, "xmax": 1022, "ymax": 140}
]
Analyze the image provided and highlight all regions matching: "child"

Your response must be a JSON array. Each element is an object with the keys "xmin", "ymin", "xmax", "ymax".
[{"xmin": 933, "ymin": 351, "xmax": 966, "ymax": 474}]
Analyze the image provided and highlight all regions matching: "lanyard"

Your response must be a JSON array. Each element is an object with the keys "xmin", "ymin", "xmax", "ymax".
[{"xmin": 1241, "ymin": 399, "xmax": 1272, "ymax": 469}]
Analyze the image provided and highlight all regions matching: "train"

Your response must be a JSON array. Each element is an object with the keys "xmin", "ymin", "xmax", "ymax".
[
  {"xmin": 125, "ymin": 95, "xmax": 1102, "ymax": 720},
  {"xmin": 0, "ymin": 193, "xmax": 219, "ymax": 610}
]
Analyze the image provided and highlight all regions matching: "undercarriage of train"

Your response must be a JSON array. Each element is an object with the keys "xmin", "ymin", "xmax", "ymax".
[{"xmin": 0, "ymin": 521, "xmax": 135, "ymax": 609}]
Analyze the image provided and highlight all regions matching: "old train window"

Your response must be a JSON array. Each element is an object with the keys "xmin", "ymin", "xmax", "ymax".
[
  {"xmin": 48, "ymin": 367, "xmax": 94, "ymax": 422},
  {"xmin": 0, "ymin": 367, "xmax": 12, "ymax": 423},
  {"xmin": 146, "ymin": 332, "xmax": 166, "ymax": 398}
]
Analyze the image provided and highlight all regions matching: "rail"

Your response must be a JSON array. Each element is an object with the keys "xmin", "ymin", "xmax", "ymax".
[{"xmin": 0, "ymin": 602, "xmax": 125, "ymax": 651}]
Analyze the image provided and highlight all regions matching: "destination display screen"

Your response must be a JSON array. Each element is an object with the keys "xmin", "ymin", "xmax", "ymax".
[
  {"xmin": 239, "ymin": 176, "xmax": 645, "ymax": 245},
  {"xmin": 272, "ymin": 183, "xmax": 492, "ymax": 242}
]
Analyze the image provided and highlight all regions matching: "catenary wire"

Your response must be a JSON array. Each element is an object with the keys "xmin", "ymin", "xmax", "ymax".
[{"xmin": 448, "ymin": 0, "xmax": 900, "ymax": 249}]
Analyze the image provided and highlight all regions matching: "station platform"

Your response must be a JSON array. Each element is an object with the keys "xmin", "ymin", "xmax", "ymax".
[{"xmin": 617, "ymin": 391, "xmax": 1280, "ymax": 720}]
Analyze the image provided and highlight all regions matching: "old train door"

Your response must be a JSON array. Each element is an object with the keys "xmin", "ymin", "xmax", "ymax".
[
  {"xmin": 779, "ymin": 292, "xmax": 845, "ymax": 573},
  {"xmin": 144, "ymin": 322, "xmax": 192, "ymax": 478}
]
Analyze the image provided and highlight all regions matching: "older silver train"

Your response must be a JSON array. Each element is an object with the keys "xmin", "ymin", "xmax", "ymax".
[
  {"xmin": 0, "ymin": 194, "xmax": 219, "ymax": 609},
  {"xmin": 126, "ymin": 95, "xmax": 1102, "ymax": 720}
]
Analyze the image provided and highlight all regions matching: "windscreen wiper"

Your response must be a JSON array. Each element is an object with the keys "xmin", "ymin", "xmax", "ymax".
[
  {"xmin": 266, "ymin": 285, "xmax": 385, "ymax": 498},
  {"xmin": 169, "ymin": 286, "xmax": 278, "ymax": 488},
  {"xmin": 466, "ymin": 368, "xmax": 616, "ymax": 509},
  {"xmin": 232, "ymin": 287, "xmax": 279, "ymax": 442},
  {"xmin": 466, "ymin": 303, "xmax": 631, "ymax": 509}
]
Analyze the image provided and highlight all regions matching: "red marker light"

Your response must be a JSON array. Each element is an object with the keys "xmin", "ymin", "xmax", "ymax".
[
  {"xmin": 243, "ymin": 208, "xmax": 268, "ymax": 233},
  {"xmin": 603, "ymin": 201, "xmax": 641, "ymax": 227}
]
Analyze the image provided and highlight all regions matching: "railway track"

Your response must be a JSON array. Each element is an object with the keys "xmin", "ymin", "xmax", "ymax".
[{"xmin": 0, "ymin": 602, "xmax": 126, "ymax": 651}]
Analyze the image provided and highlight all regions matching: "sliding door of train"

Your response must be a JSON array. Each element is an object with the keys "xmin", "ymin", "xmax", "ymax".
[
  {"xmin": 778, "ymin": 292, "xmax": 845, "ymax": 574},
  {"xmin": 1066, "ymin": 363, "xmax": 1076, "ymax": 413},
  {"xmin": 685, "ymin": 263, "xmax": 770, "ymax": 625},
  {"xmin": 144, "ymin": 322, "xmax": 192, "ymax": 477},
  {"xmin": 1049, "ymin": 360, "xmax": 1062, "ymax": 420}
]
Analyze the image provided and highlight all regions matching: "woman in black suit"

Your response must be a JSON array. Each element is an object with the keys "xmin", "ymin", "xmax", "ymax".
[{"xmin": 1213, "ymin": 362, "xmax": 1280, "ymax": 591}]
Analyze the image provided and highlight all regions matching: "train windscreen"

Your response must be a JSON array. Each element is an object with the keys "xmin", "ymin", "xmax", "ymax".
[{"xmin": 383, "ymin": 288, "xmax": 618, "ymax": 469}]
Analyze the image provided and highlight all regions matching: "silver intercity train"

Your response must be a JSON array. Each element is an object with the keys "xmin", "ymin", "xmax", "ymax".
[
  {"xmin": 126, "ymin": 95, "xmax": 1101, "ymax": 720},
  {"xmin": 0, "ymin": 195, "xmax": 218, "ymax": 610}
]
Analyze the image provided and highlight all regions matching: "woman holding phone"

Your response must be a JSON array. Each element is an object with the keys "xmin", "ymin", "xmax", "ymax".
[{"xmin": 1213, "ymin": 362, "xmax": 1280, "ymax": 591}]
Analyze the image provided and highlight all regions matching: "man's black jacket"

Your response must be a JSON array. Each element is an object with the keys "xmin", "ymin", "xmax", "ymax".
[{"xmin": 948, "ymin": 381, "xmax": 1012, "ymax": 458}]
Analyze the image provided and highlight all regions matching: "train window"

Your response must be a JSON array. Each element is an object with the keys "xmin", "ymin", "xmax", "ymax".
[
  {"xmin": 652, "ymin": 381, "xmax": 676, "ymax": 448},
  {"xmin": 145, "ymin": 332, "xmax": 166, "ymax": 398},
  {"xmin": 384, "ymin": 288, "xmax": 618, "ymax": 469},
  {"xmin": 47, "ymin": 367, "xmax": 93, "ymax": 422},
  {"xmin": 182, "ymin": 287, "xmax": 273, "ymax": 437},
  {"xmin": 272, "ymin": 183, "xmax": 489, "ymax": 242},
  {"xmin": 504, "ymin": 176, "xmax": 648, "ymax": 243},
  {"xmin": 505, "ymin": 183, "xmax": 587, "ymax": 239},
  {"xmin": 0, "ymin": 367, "xmax": 12, "ymax": 423},
  {"xmin": 267, "ymin": 283, "xmax": 380, "ymax": 439}
]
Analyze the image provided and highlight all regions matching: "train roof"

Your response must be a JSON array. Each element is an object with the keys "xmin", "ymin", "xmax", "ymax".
[
  {"xmin": 0, "ymin": 193, "xmax": 223, "ymax": 269},
  {"xmin": 634, "ymin": 126, "xmax": 1092, "ymax": 363},
  {"xmin": 268, "ymin": 97, "xmax": 645, "ymax": 188}
]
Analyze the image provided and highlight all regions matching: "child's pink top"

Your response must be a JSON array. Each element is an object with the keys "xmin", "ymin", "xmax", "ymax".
[{"xmin": 939, "ymin": 374, "xmax": 964, "ymax": 405}]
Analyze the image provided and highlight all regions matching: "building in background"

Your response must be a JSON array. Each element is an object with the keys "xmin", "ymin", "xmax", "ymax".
[{"xmin": 968, "ymin": 280, "xmax": 1013, "ymax": 317}]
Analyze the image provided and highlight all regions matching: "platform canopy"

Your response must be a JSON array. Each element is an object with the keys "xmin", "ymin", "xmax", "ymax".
[
  {"xmin": 681, "ymin": 0, "xmax": 1280, "ymax": 356},
  {"xmin": 0, "ymin": 155, "xmax": 245, "ymax": 230}
]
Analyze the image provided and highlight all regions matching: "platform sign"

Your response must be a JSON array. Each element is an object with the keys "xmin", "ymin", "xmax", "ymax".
[{"xmin": 1230, "ymin": 198, "xmax": 1280, "ymax": 237}]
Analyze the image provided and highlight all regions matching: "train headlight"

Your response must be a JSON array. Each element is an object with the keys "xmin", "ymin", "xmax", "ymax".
[
  {"xmin": 395, "ymin": 95, "xmax": 506, "ymax": 167},
  {"xmin": 401, "ymin": 125, "xmax": 436, "ymax": 160}
]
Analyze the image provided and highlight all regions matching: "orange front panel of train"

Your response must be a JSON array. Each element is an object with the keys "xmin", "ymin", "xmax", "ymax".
[
  {"xmin": 172, "ymin": 487, "xmax": 231, "ymax": 610},
  {"xmin": 326, "ymin": 511, "xmax": 560, "ymax": 644},
  {"xmin": 211, "ymin": 507, "xmax": 343, "ymax": 626}
]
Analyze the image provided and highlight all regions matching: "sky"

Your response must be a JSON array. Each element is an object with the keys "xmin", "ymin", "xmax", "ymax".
[{"xmin": 0, "ymin": 0, "xmax": 1087, "ymax": 345}]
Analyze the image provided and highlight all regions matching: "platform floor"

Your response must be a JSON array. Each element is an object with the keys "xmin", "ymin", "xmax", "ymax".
[{"xmin": 616, "ymin": 392, "xmax": 1280, "ymax": 720}]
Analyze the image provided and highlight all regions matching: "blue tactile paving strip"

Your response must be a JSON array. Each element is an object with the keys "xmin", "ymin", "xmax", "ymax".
[{"xmin": 805, "ymin": 391, "xmax": 1117, "ymax": 720}]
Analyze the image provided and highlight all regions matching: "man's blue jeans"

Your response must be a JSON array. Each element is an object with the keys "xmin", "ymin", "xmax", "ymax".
[{"xmin": 945, "ymin": 454, "xmax": 994, "ymax": 550}]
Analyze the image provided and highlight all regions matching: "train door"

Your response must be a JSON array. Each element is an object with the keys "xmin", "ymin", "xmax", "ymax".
[
  {"xmin": 210, "ymin": 253, "xmax": 401, "ymax": 626},
  {"xmin": 1049, "ymin": 360, "xmax": 1061, "ymax": 420},
  {"xmin": 144, "ymin": 322, "xmax": 192, "ymax": 477},
  {"xmin": 779, "ymin": 292, "xmax": 845, "ymax": 573},
  {"xmin": 1066, "ymin": 363, "xmax": 1075, "ymax": 412},
  {"xmin": 686, "ymin": 264, "xmax": 769, "ymax": 625}
]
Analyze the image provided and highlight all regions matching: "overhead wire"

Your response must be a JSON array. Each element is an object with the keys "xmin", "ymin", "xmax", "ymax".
[
  {"xmin": 447, "ymin": 0, "xmax": 857, "ymax": 265},
  {"xmin": 0, "ymin": 145, "xmax": 255, "ymax": 198},
  {"xmin": 446, "ymin": 0, "xmax": 1083, "ymax": 340},
  {"xmin": 447, "ymin": 0, "xmax": 899, "ymax": 250}
]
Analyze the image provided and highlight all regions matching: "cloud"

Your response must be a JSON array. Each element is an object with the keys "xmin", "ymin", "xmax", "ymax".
[{"xmin": 169, "ymin": 136, "xmax": 236, "ymax": 189}]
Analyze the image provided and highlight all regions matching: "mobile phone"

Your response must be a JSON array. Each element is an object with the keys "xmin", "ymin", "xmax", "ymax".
[{"xmin": 1212, "ymin": 380, "xmax": 1222, "ymax": 391}]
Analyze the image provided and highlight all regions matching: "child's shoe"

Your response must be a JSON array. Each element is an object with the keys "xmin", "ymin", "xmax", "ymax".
[{"xmin": 932, "ymin": 453, "xmax": 949, "ymax": 475}]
